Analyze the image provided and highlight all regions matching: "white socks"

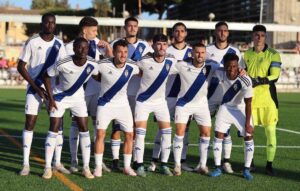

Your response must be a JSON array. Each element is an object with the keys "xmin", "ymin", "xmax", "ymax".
[
  {"xmin": 69, "ymin": 121, "xmax": 79, "ymax": 165},
  {"xmin": 135, "ymin": 128, "xmax": 146, "ymax": 163},
  {"xmin": 79, "ymin": 131, "xmax": 91, "ymax": 168},
  {"xmin": 223, "ymin": 135, "xmax": 232, "ymax": 160},
  {"xmin": 22, "ymin": 130, "xmax": 33, "ymax": 166},
  {"xmin": 123, "ymin": 154, "xmax": 132, "ymax": 168},
  {"xmin": 54, "ymin": 130, "xmax": 63, "ymax": 166},
  {"xmin": 151, "ymin": 130, "xmax": 161, "ymax": 159},
  {"xmin": 181, "ymin": 127, "xmax": 189, "ymax": 161},
  {"xmin": 199, "ymin": 136, "xmax": 210, "ymax": 168},
  {"xmin": 244, "ymin": 140, "xmax": 254, "ymax": 168},
  {"xmin": 45, "ymin": 131, "xmax": 58, "ymax": 168},
  {"xmin": 173, "ymin": 135, "xmax": 184, "ymax": 166},
  {"xmin": 160, "ymin": 128, "xmax": 172, "ymax": 163},
  {"xmin": 213, "ymin": 137, "xmax": 223, "ymax": 166},
  {"xmin": 111, "ymin": 139, "xmax": 121, "ymax": 160},
  {"xmin": 95, "ymin": 153, "xmax": 103, "ymax": 168}
]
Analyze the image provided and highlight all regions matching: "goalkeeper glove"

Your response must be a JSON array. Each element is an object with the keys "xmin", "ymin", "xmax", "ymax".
[{"xmin": 251, "ymin": 77, "xmax": 269, "ymax": 87}]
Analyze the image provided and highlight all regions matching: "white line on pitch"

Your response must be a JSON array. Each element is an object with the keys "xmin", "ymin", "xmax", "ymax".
[
  {"xmin": 277, "ymin": 128, "xmax": 300, "ymax": 135},
  {"xmin": 1, "ymin": 134, "xmax": 300, "ymax": 149}
]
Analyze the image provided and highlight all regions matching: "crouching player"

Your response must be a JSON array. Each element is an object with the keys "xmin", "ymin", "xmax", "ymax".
[
  {"xmin": 173, "ymin": 43, "xmax": 219, "ymax": 176},
  {"xmin": 93, "ymin": 40, "xmax": 140, "ymax": 177},
  {"xmin": 42, "ymin": 37, "xmax": 99, "ymax": 179},
  {"xmin": 209, "ymin": 53, "xmax": 254, "ymax": 180}
]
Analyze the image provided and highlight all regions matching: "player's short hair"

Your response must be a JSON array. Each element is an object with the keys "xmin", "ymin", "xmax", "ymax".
[
  {"xmin": 124, "ymin": 17, "xmax": 138, "ymax": 25},
  {"xmin": 73, "ymin": 37, "xmax": 88, "ymax": 48},
  {"xmin": 172, "ymin": 22, "xmax": 187, "ymax": 32},
  {"xmin": 113, "ymin": 39, "xmax": 128, "ymax": 51},
  {"xmin": 192, "ymin": 43, "xmax": 206, "ymax": 49},
  {"xmin": 215, "ymin": 21, "xmax": 228, "ymax": 29},
  {"xmin": 252, "ymin": 24, "xmax": 267, "ymax": 33},
  {"xmin": 79, "ymin": 16, "xmax": 98, "ymax": 31},
  {"xmin": 223, "ymin": 53, "xmax": 239, "ymax": 68},
  {"xmin": 153, "ymin": 34, "xmax": 168, "ymax": 44},
  {"xmin": 41, "ymin": 13, "xmax": 55, "ymax": 22}
]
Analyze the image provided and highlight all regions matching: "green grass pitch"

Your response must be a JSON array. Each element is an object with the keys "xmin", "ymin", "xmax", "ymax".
[{"xmin": 0, "ymin": 89, "xmax": 299, "ymax": 191}]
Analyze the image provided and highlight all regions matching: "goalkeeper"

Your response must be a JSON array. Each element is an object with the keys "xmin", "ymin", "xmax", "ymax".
[{"xmin": 244, "ymin": 24, "xmax": 281, "ymax": 176}]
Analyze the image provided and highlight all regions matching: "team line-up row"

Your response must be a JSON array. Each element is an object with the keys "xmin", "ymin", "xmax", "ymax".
[{"xmin": 17, "ymin": 14, "xmax": 281, "ymax": 181}]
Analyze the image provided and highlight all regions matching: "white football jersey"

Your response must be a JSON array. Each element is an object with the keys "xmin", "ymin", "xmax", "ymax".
[
  {"xmin": 136, "ymin": 53, "xmax": 177, "ymax": 104},
  {"xmin": 176, "ymin": 61, "xmax": 220, "ymax": 107},
  {"xmin": 47, "ymin": 56, "xmax": 99, "ymax": 101},
  {"xmin": 19, "ymin": 34, "xmax": 66, "ymax": 81},
  {"xmin": 65, "ymin": 37, "xmax": 106, "ymax": 96},
  {"xmin": 206, "ymin": 43, "xmax": 244, "ymax": 68},
  {"xmin": 97, "ymin": 58, "xmax": 140, "ymax": 107},
  {"xmin": 211, "ymin": 69, "xmax": 253, "ymax": 108},
  {"xmin": 166, "ymin": 44, "xmax": 192, "ymax": 97},
  {"xmin": 111, "ymin": 38, "xmax": 153, "ymax": 96}
]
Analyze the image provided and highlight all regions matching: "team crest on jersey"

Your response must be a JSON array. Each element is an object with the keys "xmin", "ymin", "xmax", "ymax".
[
  {"xmin": 124, "ymin": 69, "xmax": 129, "ymax": 77},
  {"xmin": 54, "ymin": 44, "xmax": 60, "ymax": 50},
  {"xmin": 233, "ymin": 84, "xmax": 238, "ymax": 91},
  {"xmin": 188, "ymin": 52, "xmax": 192, "ymax": 57},
  {"xmin": 139, "ymin": 46, "xmax": 143, "ymax": 53},
  {"xmin": 202, "ymin": 67, "xmax": 206, "ymax": 74},
  {"xmin": 166, "ymin": 64, "xmax": 170, "ymax": 71},
  {"xmin": 259, "ymin": 58, "xmax": 263, "ymax": 63},
  {"xmin": 86, "ymin": 66, "xmax": 92, "ymax": 74}
]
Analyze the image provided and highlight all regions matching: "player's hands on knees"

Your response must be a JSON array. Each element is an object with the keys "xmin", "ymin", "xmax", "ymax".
[
  {"xmin": 238, "ymin": 68, "xmax": 247, "ymax": 76},
  {"xmin": 36, "ymin": 87, "xmax": 47, "ymax": 100}
]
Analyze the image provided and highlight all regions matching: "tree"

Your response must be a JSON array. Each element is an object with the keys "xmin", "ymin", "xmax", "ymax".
[
  {"xmin": 93, "ymin": 0, "xmax": 112, "ymax": 17},
  {"xmin": 111, "ymin": 0, "xmax": 182, "ymax": 19},
  {"xmin": 31, "ymin": 0, "xmax": 69, "ymax": 10}
]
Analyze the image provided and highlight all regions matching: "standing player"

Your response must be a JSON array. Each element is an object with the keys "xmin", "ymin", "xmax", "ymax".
[
  {"xmin": 149, "ymin": 22, "xmax": 193, "ymax": 172},
  {"xmin": 93, "ymin": 40, "xmax": 139, "ymax": 177},
  {"xmin": 42, "ymin": 37, "xmax": 99, "ymax": 179},
  {"xmin": 134, "ymin": 34, "xmax": 177, "ymax": 177},
  {"xmin": 17, "ymin": 13, "xmax": 68, "ymax": 176},
  {"xmin": 65, "ymin": 16, "xmax": 113, "ymax": 173},
  {"xmin": 244, "ymin": 25, "xmax": 281, "ymax": 175},
  {"xmin": 209, "ymin": 53, "xmax": 254, "ymax": 181},
  {"xmin": 173, "ymin": 43, "xmax": 219, "ymax": 176},
  {"xmin": 109, "ymin": 17, "xmax": 153, "ymax": 170},
  {"xmin": 205, "ymin": 21, "xmax": 244, "ymax": 173}
]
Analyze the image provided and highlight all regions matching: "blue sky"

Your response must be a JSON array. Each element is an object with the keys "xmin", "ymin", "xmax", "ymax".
[{"xmin": 0, "ymin": 0, "xmax": 160, "ymax": 19}]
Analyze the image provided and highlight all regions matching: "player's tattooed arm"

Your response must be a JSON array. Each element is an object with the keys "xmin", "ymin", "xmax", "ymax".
[{"xmin": 17, "ymin": 59, "xmax": 46, "ymax": 99}]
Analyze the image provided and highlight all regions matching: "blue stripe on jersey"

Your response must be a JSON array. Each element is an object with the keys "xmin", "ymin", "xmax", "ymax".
[
  {"xmin": 183, "ymin": 48, "xmax": 192, "ymax": 61},
  {"xmin": 88, "ymin": 40, "xmax": 96, "ymax": 59},
  {"xmin": 207, "ymin": 77, "xmax": 220, "ymax": 100},
  {"xmin": 131, "ymin": 43, "xmax": 146, "ymax": 61},
  {"xmin": 53, "ymin": 63, "xmax": 95, "ymax": 102},
  {"xmin": 28, "ymin": 40, "xmax": 61, "ymax": 94},
  {"xmin": 270, "ymin": 61, "xmax": 281, "ymax": 68},
  {"xmin": 176, "ymin": 68, "xmax": 207, "ymax": 107},
  {"xmin": 220, "ymin": 48, "xmax": 236, "ymax": 64},
  {"xmin": 221, "ymin": 80, "xmax": 242, "ymax": 104},
  {"xmin": 137, "ymin": 59, "xmax": 173, "ymax": 102},
  {"xmin": 167, "ymin": 74, "xmax": 181, "ymax": 97},
  {"xmin": 98, "ymin": 65, "xmax": 134, "ymax": 106}
]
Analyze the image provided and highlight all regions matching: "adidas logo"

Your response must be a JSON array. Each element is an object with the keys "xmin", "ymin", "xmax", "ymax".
[
  {"xmin": 85, "ymin": 144, "xmax": 91, "ymax": 148},
  {"xmin": 45, "ymin": 143, "xmax": 51, "ymax": 147},
  {"xmin": 213, "ymin": 148, "xmax": 219, "ymax": 151},
  {"xmin": 108, "ymin": 71, "xmax": 113, "ymax": 74},
  {"xmin": 149, "ymin": 66, "xmax": 153, "ymax": 70},
  {"xmin": 23, "ymin": 145, "xmax": 28, "ymax": 148},
  {"xmin": 246, "ymin": 148, "xmax": 253, "ymax": 152},
  {"xmin": 174, "ymin": 146, "xmax": 181, "ymax": 149},
  {"xmin": 135, "ymin": 147, "xmax": 141, "ymax": 151}
]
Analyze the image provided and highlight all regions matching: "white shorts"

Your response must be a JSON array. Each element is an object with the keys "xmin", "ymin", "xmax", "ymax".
[
  {"xmin": 208, "ymin": 103, "xmax": 220, "ymax": 116},
  {"xmin": 175, "ymin": 105, "xmax": 211, "ymax": 126},
  {"xmin": 50, "ymin": 97, "xmax": 88, "ymax": 118},
  {"xmin": 128, "ymin": 95, "xmax": 136, "ymax": 115},
  {"xmin": 96, "ymin": 104, "xmax": 133, "ymax": 132},
  {"xmin": 85, "ymin": 93, "xmax": 99, "ymax": 117},
  {"xmin": 166, "ymin": 97, "xmax": 177, "ymax": 120},
  {"xmin": 134, "ymin": 101, "xmax": 170, "ymax": 122},
  {"xmin": 25, "ymin": 93, "xmax": 44, "ymax": 115},
  {"xmin": 215, "ymin": 105, "xmax": 253, "ymax": 137}
]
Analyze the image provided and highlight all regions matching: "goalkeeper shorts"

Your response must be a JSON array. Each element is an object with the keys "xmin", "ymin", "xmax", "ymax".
[{"xmin": 252, "ymin": 107, "xmax": 278, "ymax": 126}]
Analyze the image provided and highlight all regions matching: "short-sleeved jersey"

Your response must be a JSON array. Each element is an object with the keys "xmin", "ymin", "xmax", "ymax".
[
  {"xmin": 65, "ymin": 37, "xmax": 106, "ymax": 96},
  {"xmin": 244, "ymin": 45, "xmax": 281, "ymax": 108},
  {"xmin": 97, "ymin": 58, "xmax": 139, "ymax": 107},
  {"xmin": 166, "ymin": 44, "xmax": 193, "ymax": 97},
  {"xmin": 176, "ymin": 61, "xmax": 219, "ymax": 107},
  {"xmin": 19, "ymin": 34, "xmax": 66, "ymax": 81},
  {"xmin": 206, "ymin": 43, "xmax": 244, "ymax": 68},
  {"xmin": 47, "ymin": 56, "xmax": 99, "ymax": 101},
  {"xmin": 211, "ymin": 69, "xmax": 253, "ymax": 108},
  {"xmin": 136, "ymin": 53, "xmax": 177, "ymax": 104},
  {"xmin": 111, "ymin": 38, "xmax": 153, "ymax": 96}
]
